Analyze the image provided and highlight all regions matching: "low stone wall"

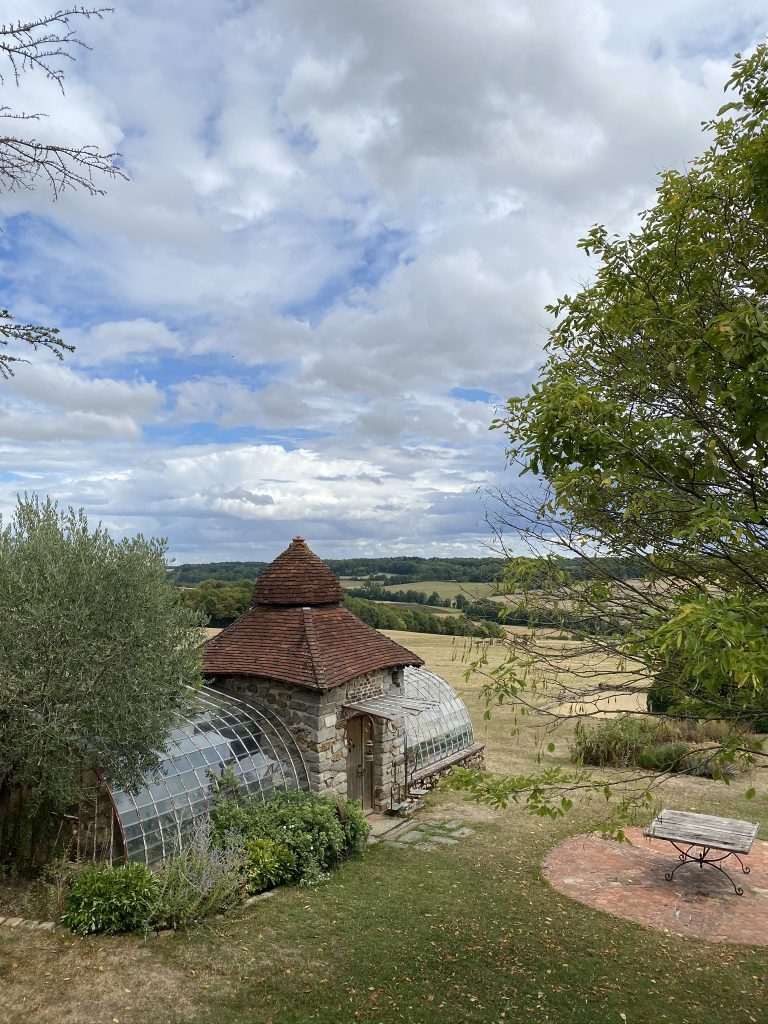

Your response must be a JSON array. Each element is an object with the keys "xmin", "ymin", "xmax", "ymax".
[{"xmin": 409, "ymin": 743, "xmax": 486, "ymax": 790}]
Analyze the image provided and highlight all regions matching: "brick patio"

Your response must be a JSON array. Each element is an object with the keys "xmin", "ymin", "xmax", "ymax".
[{"xmin": 542, "ymin": 826, "xmax": 768, "ymax": 946}]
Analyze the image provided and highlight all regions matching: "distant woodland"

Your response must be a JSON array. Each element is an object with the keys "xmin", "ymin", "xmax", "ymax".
[
  {"xmin": 169, "ymin": 555, "xmax": 646, "ymax": 587},
  {"xmin": 176, "ymin": 555, "xmax": 649, "ymax": 637}
]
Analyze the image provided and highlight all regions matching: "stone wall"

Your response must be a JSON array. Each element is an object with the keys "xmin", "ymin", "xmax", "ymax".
[
  {"xmin": 210, "ymin": 668, "xmax": 406, "ymax": 811},
  {"xmin": 409, "ymin": 742, "xmax": 486, "ymax": 790}
]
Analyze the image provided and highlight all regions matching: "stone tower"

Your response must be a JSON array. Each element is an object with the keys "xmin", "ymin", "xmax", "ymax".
[{"xmin": 202, "ymin": 537, "xmax": 423, "ymax": 810}]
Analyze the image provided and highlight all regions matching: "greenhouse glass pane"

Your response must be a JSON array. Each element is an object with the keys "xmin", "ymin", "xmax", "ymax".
[
  {"xmin": 402, "ymin": 667, "xmax": 475, "ymax": 772},
  {"xmin": 105, "ymin": 685, "xmax": 308, "ymax": 864}
]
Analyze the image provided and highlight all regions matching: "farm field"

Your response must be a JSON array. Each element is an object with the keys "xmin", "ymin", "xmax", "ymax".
[
  {"xmin": 338, "ymin": 577, "xmax": 499, "ymax": 601},
  {"xmin": 383, "ymin": 579, "xmax": 499, "ymax": 601},
  {"xmin": 0, "ymin": 630, "xmax": 764, "ymax": 1024}
]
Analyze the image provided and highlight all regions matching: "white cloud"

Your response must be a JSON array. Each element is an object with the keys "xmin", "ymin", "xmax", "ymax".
[
  {"xmin": 0, "ymin": 0, "xmax": 766, "ymax": 557},
  {"xmin": 68, "ymin": 319, "xmax": 182, "ymax": 366},
  {"xmin": 4, "ymin": 363, "xmax": 163, "ymax": 420}
]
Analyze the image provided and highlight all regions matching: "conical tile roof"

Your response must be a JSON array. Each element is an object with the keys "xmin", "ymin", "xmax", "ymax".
[
  {"xmin": 203, "ymin": 537, "xmax": 423, "ymax": 691},
  {"xmin": 251, "ymin": 536, "xmax": 344, "ymax": 606}
]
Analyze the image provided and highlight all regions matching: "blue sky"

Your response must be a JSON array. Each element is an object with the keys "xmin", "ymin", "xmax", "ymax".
[{"xmin": 0, "ymin": 0, "xmax": 766, "ymax": 562}]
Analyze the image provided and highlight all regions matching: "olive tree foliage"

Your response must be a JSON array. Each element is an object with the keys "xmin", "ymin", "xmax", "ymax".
[
  {"xmin": 0, "ymin": 7, "xmax": 125, "ymax": 378},
  {"xmin": 0, "ymin": 495, "xmax": 203, "ymax": 827},
  {"xmin": 451, "ymin": 48, "xmax": 768, "ymax": 818}
]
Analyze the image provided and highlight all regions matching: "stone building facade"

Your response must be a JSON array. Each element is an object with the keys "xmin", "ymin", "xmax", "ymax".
[
  {"xmin": 213, "ymin": 669, "xmax": 407, "ymax": 810},
  {"xmin": 203, "ymin": 537, "xmax": 482, "ymax": 813},
  {"xmin": 203, "ymin": 537, "xmax": 421, "ymax": 812}
]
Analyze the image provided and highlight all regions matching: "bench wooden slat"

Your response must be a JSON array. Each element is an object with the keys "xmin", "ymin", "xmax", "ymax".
[
  {"xmin": 656, "ymin": 810, "xmax": 756, "ymax": 830},
  {"xmin": 644, "ymin": 809, "xmax": 759, "ymax": 855}
]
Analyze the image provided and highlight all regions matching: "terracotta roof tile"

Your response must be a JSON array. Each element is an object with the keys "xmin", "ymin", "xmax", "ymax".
[
  {"xmin": 202, "ymin": 604, "xmax": 422, "ymax": 690},
  {"xmin": 251, "ymin": 536, "xmax": 343, "ymax": 606},
  {"xmin": 203, "ymin": 537, "xmax": 423, "ymax": 690}
]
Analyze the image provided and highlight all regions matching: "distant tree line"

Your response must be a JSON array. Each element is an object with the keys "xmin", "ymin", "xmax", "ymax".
[
  {"xmin": 169, "ymin": 555, "xmax": 650, "ymax": 588},
  {"xmin": 346, "ymin": 581, "xmax": 455, "ymax": 607},
  {"xmin": 343, "ymin": 596, "xmax": 504, "ymax": 639},
  {"xmin": 179, "ymin": 580, "xmax": 252, "ymax": 626},
  {"xmin": 171, "ymin": 562, "xmax": 267, "ymax": 586},
  {"xmin": 179, "ymin": 580, "xmax": 503, "ymax": 638}
]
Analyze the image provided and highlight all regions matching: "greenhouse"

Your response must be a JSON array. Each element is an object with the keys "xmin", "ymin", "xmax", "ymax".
[
  {"xmin": 402, "ymin": 666, "xmax": 478, "ymax": 773},
  {"xmin": 77, "ymin": 538, "xmax": 484, "ymax": 861},
  {"xmin": 84, "ymin": 687, "xmax": 309, "ymax": 865}
]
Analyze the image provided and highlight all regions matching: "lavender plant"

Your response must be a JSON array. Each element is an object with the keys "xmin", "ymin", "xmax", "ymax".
[{"xmin": 149, "ymin": 818, "xmax": 247, "ymax": 931}]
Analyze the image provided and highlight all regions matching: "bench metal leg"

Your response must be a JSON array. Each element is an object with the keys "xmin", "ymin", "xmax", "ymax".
[{"xmin": 664, "ymin": 842, "xmax": 748, "ymax": 895}]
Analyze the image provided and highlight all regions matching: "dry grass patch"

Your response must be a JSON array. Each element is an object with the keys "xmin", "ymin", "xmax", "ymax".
[
  {"xmin": 0, "ymin": 928, "xmax": 201, "ymax": 1024},
  {"xmin": 381, "ymin": 630, "xmax": 578, "ymax": 775}
]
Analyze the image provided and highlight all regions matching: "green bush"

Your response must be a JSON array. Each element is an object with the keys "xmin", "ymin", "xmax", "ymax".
[
  {"xmin": 248, "ymin": 791, "xmax": 346, "ymax": 878},
  {"xmin": 341, "ymin": 799, "xmax": 371, "ymax": 854},
  {"xmin": 244, "ymin": 838, "xmax": 297, "ymax": 893},
  {"xmin": 211, "ymin": 790, "xmax": 364, "ymax": 883},
  {"xmin": 683, "ymin": 749, "xmax": 740, "ymax": 779},
  {"xmin": 61, "ymin": 862, "xmax": 158, "ymax": 936},
  {"xmin": 149, "ymin": 820, "xmax": 247, "ymax": 931},
  {"xmin": 569, "ymin": 718, "xmax": 659, "ymax": 768},
  {"xmin": 209, "ymin": 797, "xmax": 255, "ymax": 848},
  {"xmin": 636, "ymin": 741, "xmax": 690, "ymax": 772}
]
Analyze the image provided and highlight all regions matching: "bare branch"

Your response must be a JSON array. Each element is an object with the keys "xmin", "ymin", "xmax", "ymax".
[
  {"xmin": 0, "ymin": 8, "xmax": 112, "ymax": 90},
  {"xmin": 0, "ymin": 7, "xmax": 124, "ymax": 375},
  {"xmin": 0, "ymin": 133, "xmax": 125, "ymax": 198}
]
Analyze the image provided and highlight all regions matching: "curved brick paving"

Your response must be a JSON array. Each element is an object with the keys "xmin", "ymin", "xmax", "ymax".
[{"xmin": 542, "ymin": 827, "xmax": 768, "ymax": 946}]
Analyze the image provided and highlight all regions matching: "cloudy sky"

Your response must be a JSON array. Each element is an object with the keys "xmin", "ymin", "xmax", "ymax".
[{"xmin": 0, "ymin": 1, "xmax": 765, "ymax": 562}]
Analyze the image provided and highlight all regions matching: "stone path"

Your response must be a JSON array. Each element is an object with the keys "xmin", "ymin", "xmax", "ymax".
[
  {"xmin": 543, "ymin": 826, "xmax": 768, "ymax": 946},
  {"xmin": 369, "ymin": 816, "xmax": 475, "ymax": 851}
]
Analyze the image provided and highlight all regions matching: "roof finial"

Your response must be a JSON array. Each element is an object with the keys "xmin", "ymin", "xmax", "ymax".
[{"xmin": 293, "ymin": 535, "xmax": 305, "ymax": 543}]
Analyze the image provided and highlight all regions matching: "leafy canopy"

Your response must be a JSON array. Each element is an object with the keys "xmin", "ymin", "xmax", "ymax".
[
  {"xmin": 0, "ymin": 495, "xmax": 203, "ymax": 817},
  {"xmin": 454, "ymin": 48, "xmax": 768, "ymax": 815}
]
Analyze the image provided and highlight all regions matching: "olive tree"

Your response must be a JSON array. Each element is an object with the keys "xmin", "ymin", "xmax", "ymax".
[
  {"xmin": 451, "ymin": 48, "xmax": 768, "ymax": 819},
  {"xmin": 0, "ymin": 495, "xmax": 202, "ymax": 861}
]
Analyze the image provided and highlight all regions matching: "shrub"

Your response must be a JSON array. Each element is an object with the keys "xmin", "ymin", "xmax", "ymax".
[
  {"xmin": 149, "ymin": 819, "xmax": 247, "ymax": 931},
  {"xmin": 683, "ymin": 749, "xmax": 743, "ymax": 779},
  {"xmin": 40, "ymin": 857, "xmax": 75, "ymax": 922},
  {"xmin": 209, "ymin": 796, "xmax": 254, "ymax": 847},
  {"xmin": 341, "ymin": 799, "xmax": 370, "ymax": 854},
  {"xmin": 250, "ymin": 791, "xmax": 346, "ymax": 878},
  {"xmin": 244, "ymin": 838, "xmax": 297, "ymax": 893},
  {"xmin": 61, "ymin": 862, "xmax": 158, "ymax": 936},
  {"xmin": 212, "ymin": 790, "xmax": 361, "ymax": 883},
  {"xmin": 636, "ymin": 741, "xmax": 690, "ymax": 772},
  {"xmin": 569, "ymin": 718, "xmax": 659, "ymax": 768}
]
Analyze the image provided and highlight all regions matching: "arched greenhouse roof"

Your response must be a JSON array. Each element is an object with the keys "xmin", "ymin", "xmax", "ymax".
[
  {"xmin": 403, "ymin": 666, "xmax": 477, "ymax": 772},
  {"xmin": 106, "ymin": 687, "xmax": 309, "ymax": 864}
]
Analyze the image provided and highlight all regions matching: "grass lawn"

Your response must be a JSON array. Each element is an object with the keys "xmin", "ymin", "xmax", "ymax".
[{"xmin": 1, "ymin": 631, "xmax": 766, "ymax": 1024}]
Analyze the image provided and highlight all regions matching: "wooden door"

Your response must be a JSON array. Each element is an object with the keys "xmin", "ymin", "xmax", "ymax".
[{"xmin": 347, "ymin": 715, "xmax": 374, "ymax": 811}]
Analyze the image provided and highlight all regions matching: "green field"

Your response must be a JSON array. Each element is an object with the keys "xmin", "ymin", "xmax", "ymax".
[
  {"xmin": 377, "ymin": 600, "xmax": 460, "ymax": 617},
  {"xmin": 0, "ymin": 630, "xmax": 764, "ymax": 1024},
  {"xmin": 338, "ymin": 578, "xmax": 499, "ymax": 601}
]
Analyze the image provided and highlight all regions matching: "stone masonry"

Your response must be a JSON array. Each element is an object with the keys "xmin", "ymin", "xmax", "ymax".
[{"xmin": 213, "ymin": 667, "xmax": 406, "ymax": 810}]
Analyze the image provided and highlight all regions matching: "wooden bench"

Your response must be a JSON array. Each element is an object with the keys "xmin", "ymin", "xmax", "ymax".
[{"xmin": 644, "ymin": 809, "xmax": 759, "ymax": 895}]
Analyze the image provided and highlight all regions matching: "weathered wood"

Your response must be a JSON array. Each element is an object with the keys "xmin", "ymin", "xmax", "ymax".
[{"xmin": 644, "ymin": 809, "xmax": 759, "ymax": 854}]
